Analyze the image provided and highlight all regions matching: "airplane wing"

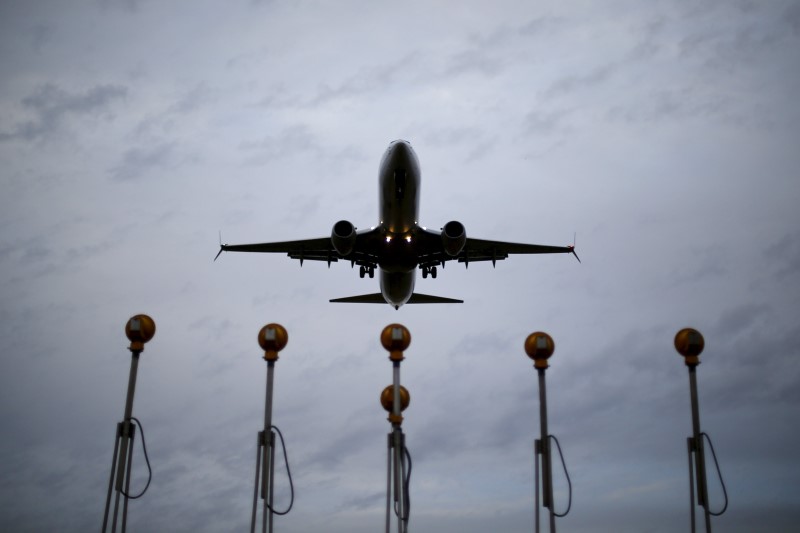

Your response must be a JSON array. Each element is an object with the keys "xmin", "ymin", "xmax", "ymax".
[
  {"xmin": 459, "ymin": 237, "xmax": 580, "ymax": 265},
  {"xmin": 417, "ymin": 230, "xmax": 579, "ymax": 268},
  {"xmin": 215, "ymin": 229, "xmax": 382, "ymax": 267}
]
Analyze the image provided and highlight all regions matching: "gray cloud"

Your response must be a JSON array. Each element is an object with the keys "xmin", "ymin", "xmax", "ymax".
[
  {"xmin": 239, "ymin": 124, "xmax": 322, "ymax": 165},
  {"xmin": 0, "ymin": 83, "xmax": 127, "ymax": 142},
  {"xmin": 541, "ymin": 64, "xmax": 617, "ymax": 100},
  {"xmin": 308, "ymin": 53, "xmax": 422, "ymax": 107},
  {"xmin": 97, "ymin": 0, "xmax": 145, "ymax": 13},
  {"xmin": 522, "ymin": 108, "xmax": 573, "ymax": 136},
  {"xmin": 765, "ymin": 231, "xmax": 800, "ymax": 280},
  {"xmin": 109, "ymin": 142, "xmax": 175, "ymax": 181},
  {"xmin": 788, "ymin": 2, "xmax": 800, "ymax": 34}
]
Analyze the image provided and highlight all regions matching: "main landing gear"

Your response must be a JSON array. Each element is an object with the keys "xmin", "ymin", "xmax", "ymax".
[
  {"xmin": 359, "ymin": 265, "xmax": 375, "ymax": 278},
  {"xmin": 421, "ymin": 266, "xmax": 437, "ymax": 279}
]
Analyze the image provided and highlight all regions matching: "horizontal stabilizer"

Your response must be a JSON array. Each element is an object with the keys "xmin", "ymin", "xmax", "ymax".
[
  {"xmin": 329, "ymin": 292, "xmax": 463, "ymax": 304},
  {"xmin": 330, "ymin": 293, "xmax": 386, "ymax": 304},
  {"xmin": 407, "ymin": 293, "xmax": 463, "ymax": 304}
]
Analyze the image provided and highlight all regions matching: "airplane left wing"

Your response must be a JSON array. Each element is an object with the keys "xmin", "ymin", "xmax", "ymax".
[
  {"xmin": 416, "ymin": 229, "xmax": 579, "ymax": 269},
  {"xmin": 459, "ymin": 237, "xmax": 580, "ymax": 265},
  {"xmin": 215, "ymin": 229, "xmax": 382, "ymax": 267}
]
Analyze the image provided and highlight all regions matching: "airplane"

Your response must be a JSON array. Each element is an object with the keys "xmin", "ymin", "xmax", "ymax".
[{"xmin": 215, "ymin": 139, "xmax": 579, "ymax": 309}]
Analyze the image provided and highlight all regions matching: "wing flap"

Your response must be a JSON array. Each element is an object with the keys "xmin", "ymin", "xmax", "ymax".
[{"xmin": 288, "ymin": 253, "xmax": 338, "ymax": 262}]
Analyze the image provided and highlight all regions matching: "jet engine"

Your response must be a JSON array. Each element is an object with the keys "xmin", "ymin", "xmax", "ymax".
[
  {"xmin": 441, "ymin": 220, "xmax": 466, "ymax": 256},
  {"xmin": 331, "ymin": 220, "xmax": 357, "ymax": 256}
]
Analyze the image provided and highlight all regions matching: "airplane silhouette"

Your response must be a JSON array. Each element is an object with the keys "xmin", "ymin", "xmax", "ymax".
[{"xmin": 216, "ymin": 140, "xmax": 579, "ymax": 309}]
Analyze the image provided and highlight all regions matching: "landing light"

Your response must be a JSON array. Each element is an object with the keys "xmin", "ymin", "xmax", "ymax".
[
  {"xmin": 405, "ymin": 236, "xmax": 412, "ymax": 243},
  {"xmin": 386, "ymin": 236, "xmax": 393, "ymax": 243}
]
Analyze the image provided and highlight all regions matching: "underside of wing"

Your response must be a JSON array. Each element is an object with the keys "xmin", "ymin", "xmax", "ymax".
[
  {"xmin": 220, "ymin": 237, "xmax": 330, "ymax": 254},
  {"xmin": 217, "ymin": 228, "xmax": 382, "ymax": 266},
  {"xmin": 415, "ymin": 229, "xmax": 578, "ymax": 268},
  {"xmin": 459, "ymin": 237, "xmax": 576, "ymax": 264}
]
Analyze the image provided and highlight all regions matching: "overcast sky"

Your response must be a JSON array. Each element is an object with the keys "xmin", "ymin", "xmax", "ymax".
[{"xmin": 1, "ymin": 1, "xmax": 799, "ymax": 532}]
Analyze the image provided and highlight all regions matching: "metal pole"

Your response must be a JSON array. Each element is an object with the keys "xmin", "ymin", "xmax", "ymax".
[
  {"xmin": 386, "ymin": 433, "xmax": 392, "ymax": 533},
  {"xmin": 121, "ymin": 426, "xmax": 136, "ymax": 533},
  {"xmin": 538, "ymin": 368, "xmax": 555, "ymax": 532},
  {"xmin": 392, "ymin": 362, "xmax": 401, "ymax": 424},
  {"xmin": 398, "ymin": 431, "xmax": 408, "ymax": 533},
  {"xmin": 102, "ymin": 425, "xmax": 122, "ymax": 533},
  {"xmin": 268, "ymin": 431, "xmax": 276, "ymax": 533},
  {"xmin": 392, "ymin": 361, "xmax": 405, "ymax": 532},
  {"xmin": 250, "ymin": 432, "xmax": 262, "ymax": 533},
  {"xmin": 107, "ymin": 351, "xmax": 141, "ymax": 533},
  {"xmin": 534, "ymin": 439, "xmax": 540, "ymax": 533},
  {"xmin": 261, "ymin": 361, "xmax": 275, "ymax": 532},
  {"xmin": 687, "ymin": 437, "xmax": 696, "ymax": 533},
  {"xmin": 688, "ymin": 367, "xmax": 711, "ymax": 532},
  {"xmin": 394, "ymin": 435, "xmax": 405, "ymax": 533},
  {"xmin": 115, "ymin": 353, "xmax": 140, "ymax": 492}
]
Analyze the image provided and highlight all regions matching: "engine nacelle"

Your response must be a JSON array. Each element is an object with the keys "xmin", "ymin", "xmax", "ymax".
[
  {"xmin": 441, "ymin": 220, "xmax": 466, "ymax": 256},
  {"xmin": 331, "ymin": 220, "xmax": 357, "ymax": 256}
]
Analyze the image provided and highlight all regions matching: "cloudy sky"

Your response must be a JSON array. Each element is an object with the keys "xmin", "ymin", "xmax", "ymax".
[{"xmin": 1, "ymin": 0, "xmax": 799, "ymax": 531}]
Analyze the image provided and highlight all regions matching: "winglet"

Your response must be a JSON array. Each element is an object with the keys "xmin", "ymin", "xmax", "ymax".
[
  {"xmin": 214, "ymin": 231, "xmax": 224, "ymax": 261},
  {"xmin": 568, "ymin": 233, "xmax": 581, "ymax": 263}
]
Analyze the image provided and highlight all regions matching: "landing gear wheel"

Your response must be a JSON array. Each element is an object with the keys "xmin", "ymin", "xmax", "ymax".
[
  {"xmin": 368, "ymin": 267, "xmax": 375, "ymax": 278},
  {"xmin": 359, "ymin": 266, "xmax": 365, "ymax": 278},
  {"xmin": 431, "ymin": 266, "xmax": 438, "ymax": 279}
]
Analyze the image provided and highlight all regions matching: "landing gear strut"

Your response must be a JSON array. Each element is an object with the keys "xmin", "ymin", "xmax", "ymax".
[{"xmin": 422, "ymin": 266, "xmax": 438, "ymax": 279}]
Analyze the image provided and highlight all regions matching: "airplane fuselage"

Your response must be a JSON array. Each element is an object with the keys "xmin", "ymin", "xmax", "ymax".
[{"xmin": 377, "ymin": 140, "xmax": 421, "ymax": 307}]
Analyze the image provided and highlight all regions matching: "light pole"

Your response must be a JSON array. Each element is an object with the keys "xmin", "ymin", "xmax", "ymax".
[
  {"xmin": 251, "ymin": 323, "xmax": 289, "ymax": 533},
  {"xmin": 380, "ymin": 324, "xmax": 412, "ymax": 533},
  {"xmin": 102, "ymin": 314, "xmax": 156, "ymax": 533}
]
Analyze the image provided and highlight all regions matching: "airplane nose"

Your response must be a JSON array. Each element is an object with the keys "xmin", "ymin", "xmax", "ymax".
[{"xmin": 389, "ymin": 140, "xmax": 412, "ymax": 160}]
